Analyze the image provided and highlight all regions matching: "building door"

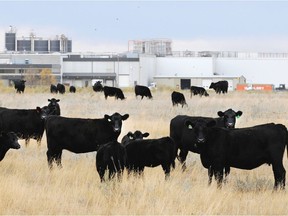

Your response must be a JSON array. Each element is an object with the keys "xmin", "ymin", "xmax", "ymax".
[{"xmin": 180, "ymin": 79, "xmax": 191, "ymax": 90}]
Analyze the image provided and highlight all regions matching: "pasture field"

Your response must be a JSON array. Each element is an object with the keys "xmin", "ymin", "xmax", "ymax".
[{"xmin": 0, "ymin": 87, "xmax": 288, "ymax": 215}]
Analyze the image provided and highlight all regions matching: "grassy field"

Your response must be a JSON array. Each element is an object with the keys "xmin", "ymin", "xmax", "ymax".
[{"xmin": 0, "ymin": 86, "xmax": 288, "ymax": 215}]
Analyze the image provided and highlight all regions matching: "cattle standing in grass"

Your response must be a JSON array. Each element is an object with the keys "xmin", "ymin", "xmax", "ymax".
[
  {"xmin": 124, "ymin": 137, "xmax": 176, "ymax": 179},
  {"xmin": 170, "ymin": 108, "xmax": 242, "ymax": 178},
  {"xmin": 103, "ymin": 86, "xmax": 125, "ymax": 100},
  {"xmin": 121, "ymin": 130, "xmax": 150, "ymax": 146},
  {"xmin": 13, "ymin": 80, "xmax": 26, "ymax": 93},
  {"xmin": 185, "ymin": 119, "xmax": 288, "ymax": 190},
  {"xmin": 50, "ymin": 84, "xmax": 57, "ymax": 94},
  {"xmin": 171, "ymin": 91, "xmax": 187, "ymax": 108},
  {"xmin": 47, "ymin": 98, "xmax": 61, "ymax": 116},
  {"xmin": 96, "ymin": 140, "xmax": 127, "ymax": 182},
  {"xmin": 135, "ymin": 85, "xmax": 153, "ymax": 99},
  {"xmin": 56, "ymin": 83, "xmax": 65, "ymax": 94},
  {"xmin": 0, "ymin": 106, "xmax": 53, "ymax": 146},
  {"xmin": 0, "ymin": 132, "xmax": 20, "ymax": 161},
  {"xmin": 93, "ymin": 81, "xmax": 103, "ymax": 92},
  {"xmin": 69, "ymin": 86, "xmax": 76, "ymax": 93},
  {"xmin": 190, "ymin": 86, "xmax": 209, "ymax": 97},
  {"xmin": 209, "ymin": 80, "xmax": 228, "ymax": 94},
  {"xmin": 45, "ymin": 112, "xmax": 129, "ymax": 169}
]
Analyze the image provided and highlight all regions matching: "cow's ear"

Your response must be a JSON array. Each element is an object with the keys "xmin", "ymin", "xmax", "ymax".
[
  {"xmin": 127, "ymin": 132, "xmax": 133, "ymax": 139},
  {"xmin": 143, "ymin": 132, "xmax": 149, "ymax": 138},
  {"xmin": 48, "ymin": 99, "xmax": 51, "ymax": 102},
  {"xmin": 36, "ymin": 107, "xmax": 42, "ymax": 113},
  {"xmin": 207, "ymin": 120, "xmax": 216, "ymax": 127},
  {"xmin": 104, "ymin": 114, "xmax": 111, "ymax": 121},
  {"xmin": 122, "ymin": 114, "xmax": 129, "ymax": 121},
  {"xmin": 56, "ymin": 99, "xmax": 60, "ymax": 102},
  {"xmin": 185, "ymin": 120, "xmax": 194, "ymax": 130},
  {"xmin": 217, "ymin": 111, "xmax": 224, "ymax": 117},
  {"xmin": 236, "ymin": 111, "xmax": 243, "ymax": 118}
]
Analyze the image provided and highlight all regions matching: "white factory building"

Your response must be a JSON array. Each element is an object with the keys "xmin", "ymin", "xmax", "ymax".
[{"xmin": 1, "ymin": 31, "xmax": 288, "ymax": 90}]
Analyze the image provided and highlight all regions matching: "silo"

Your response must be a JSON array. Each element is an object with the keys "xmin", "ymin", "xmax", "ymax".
[
  {"xmin": 17, "ymin": 40, "xmax": 31, "ymax": 51},
  {"xmin": 67, "ymin": 40, "xmax": 72, "ymax": 52},
  {"xmin": 5, "ymin": 33, "xmax": 16, "ymax": 51},
  {"xmin": 50, "ymin": 40, "xmax": 60, "ymax": 52},
  {"xmin": 34, "ymin": 40, "xmax": 49, "ymax": 52}
]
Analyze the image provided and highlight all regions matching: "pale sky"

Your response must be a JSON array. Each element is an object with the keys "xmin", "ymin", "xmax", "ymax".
[{"xmin": 1, "ymin": 0, "xmax": 288, "ymax": 53}]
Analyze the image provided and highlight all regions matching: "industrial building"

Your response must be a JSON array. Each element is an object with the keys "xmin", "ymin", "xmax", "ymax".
[{"xmin": 1, "ymin": 28, "xmax": 288, "ymax": 90}]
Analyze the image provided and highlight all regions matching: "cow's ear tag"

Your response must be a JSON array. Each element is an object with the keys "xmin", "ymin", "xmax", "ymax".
[
  {"xmin": 236, "ymin": 115, "xmax": 240, "ymax": 119},
  {"xmin": 188, "ymin": 124, "xmax": 193, "ymax": 129}
]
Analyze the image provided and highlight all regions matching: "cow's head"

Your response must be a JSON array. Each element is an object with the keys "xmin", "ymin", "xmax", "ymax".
[
  {"xmin": 104, "ymin": 113, "xmax": 129, "ymax": 132},
  {"xmin": 47, "ymin": 98, "xmax": 61, "ymax": 115},
  {"xmin": 0, "ymin": 132, "xmax": 20, "ymax": 161},
  {"xmin": 204, "ymin": 91, "xmax": 209, "ymax": 97},
  {"xmin": 37, "ymin": 106, "xmax": 52, "ymax": 119},
  {"xmin": 217, "ymin": 108, "xmax": 242, "ymax": 129},
  {"xmin": 185, "ymin": 119, "xmax": 216, "ymax": 145},
  {"xmin": 128, "ymin": 130, "xmax": 150, "ymax": 140},
  {"xmin": 209, "ymin": 82, "xmax": 215, "ymax": 89}
]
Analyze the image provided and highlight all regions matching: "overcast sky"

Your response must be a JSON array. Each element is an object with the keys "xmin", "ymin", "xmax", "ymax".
[{"xmin": 0, "ymin": 0, "xmax": 288, "ymax": 53}]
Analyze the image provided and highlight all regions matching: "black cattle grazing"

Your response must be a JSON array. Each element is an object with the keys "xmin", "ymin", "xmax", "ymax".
[
  {"xmin": 13, "ymin": 80, "xmax": 26, "ymax": 93},
  {"xmin": 0, "ymin": 106, "xmax": 53, "ymax": 146},
  {"xmin": 121, "ymin": 130, "xmax": 150, "ymax": 146},
  {"xmin": 93, "ymin": 81, "xmax": 103, "ymax": 92},
  {"xmin": 103, "ymin": 86, "xmax": 125, "ymax": 100},
  {"xmin": 69, "ymin": 86, "xmax": 76, "ymax": 93},
  {"xmin": 0, "ymin": 132, "xmax": 21, "ymax": 161},
  {"xmin": 45, "ymin": 112, "xmax": 129, "ymax": 169},
  {"xmin": 190, "ymin": 86, "xmax": 209, "ymax": 97},
  {"xmin": 56, "ymin": 83, "xmax": 65, "ymax": 94},
  {"xmin": 185, "ymin": 119, "xmax": 288, "ymax": 190},
  {"xmin": 47, "ymin": 98, "xmax": 61, "ymax": 116},
  {"xmin": 209, "ymin": 80, "xmax": 228, "ymax": 94},
  {"xmin": 50, "ymin": 84, "xmax": 58, "ymax": 94},
  {"xmin": 171, "ymin": 91, "xmax": 187, "ymax": 108},
  {"xmin": 96, "ymin": 140, "xmax": 127, "ymax": 182},
  {"xmin": 135, "ymin": 85, "xmax": 153, "ymax": 99},
  {"xmin": 124, "ymin": 137, "xmax": 176, "ymax": 179},
  {"xmin": 170, "ymin": 109, "xmax": 242, "ymax": 176}
]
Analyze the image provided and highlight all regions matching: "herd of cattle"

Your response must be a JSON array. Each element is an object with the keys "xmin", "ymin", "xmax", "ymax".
[
  {"xmin": 4, "ymin": 79, "xmax": 287, "ymax": 190},
  {"xmin": 12, "ymin": 80, "xmax": 228, "ymax": 108}
]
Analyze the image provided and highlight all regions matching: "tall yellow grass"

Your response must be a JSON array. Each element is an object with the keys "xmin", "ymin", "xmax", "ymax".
[{"xmin": 0, "ymin": 87, "xmax": 288, "ymax": 215}]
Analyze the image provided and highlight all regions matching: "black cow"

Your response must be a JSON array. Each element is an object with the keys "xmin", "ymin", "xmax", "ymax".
[
  {"xmin": 135, "ymin": 85, "xmax": 153, "ymax": 99},
  {"xmin": 45, "ymin": 112, "xmax": 129, "ymax": 169},
  {"xmin": 170, "ymin": 109, "xmax": 243, "ymax": 173},
  {"xmin": 0, "ymin": 132, "xmax": 21, "ymax": 161},
  {"xmin": 171, "ymin": 91, "xmax": 187, "ymax": 108},
  {"xmin": 92, "ymin": 81, "xmax": 103, "ymax": 92},
  {"xmin": 185, "ymin": 120, "xmax": 288, "ymax": 190},
  {"xmin": 50, "ymin": 84, "xmax": 57, "ymax": 94},
  {"xmin": 69, "ymin": 86, "xmax": 76, "ymax": 93},
  {"xmin": 0, "ymin": 106, "xmax": 53, "ymax": 146},
  {"xmin": 190, "ymin": 86, "xmax": 209, "ymax": 97},
  {"xmin": 56, "ymin": 83, "xmax": 65, "ymax": 94},
  {"xmin": 13, "ymin": 80, "xmax": 26, "ymax": 93},
  {"xmin": 96, "ymin": 140, "xmax": 127, "ymax": 182},
  {"xmin": 47, "ymin": 98, "xmax": 61, "ymax": 116},
  {"xmin": 103, "ymin": 86, "xmax": 125, "ymax": 100},
  {"xmin": 121, "ymin": 130, "xmax": 150, "ymax": 146},
  {"xmin": 124, "ymin": 137, "xmax": 176, "ymax": 179},
  {"xmin": 209, "ymin": 80, "xmax": 228, "ymax": 94}
]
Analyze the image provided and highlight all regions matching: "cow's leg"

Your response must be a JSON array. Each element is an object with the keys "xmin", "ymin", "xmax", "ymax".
[
  {"xmin": 97, "ymin": 166, "xmax": 106, "ymax": 182},
  {"xmin": 46, "ymin": 150, "xmax": 54, "ymax": 170},
  {"xmin": 55, "ymin": 151, "xmax": 63, "ymax": 168},
  {"xmin": 141, "ymin": 95, "xmax": 144, "ymax": 100},
  {"xmin": 36, "ymin": 136, "xmax": 42, "ymax": 147},
  {"xmin": 25, "ymin": 138, "xmax": 29, "ymax": 147},
  {"xmin": 213, "ymin": 166, "xmax": 224, "ymax": 189},
  {"xmin": 272, "ymin": 162, "xmax": 286, "ymax": 190},
  {"xmin": 178, "ymin": 149, "xmax": 188, "ymax": 171},
  {"xmin": 224, "ymin": 166, "xmax": 230, "ymax": 184},
  {"xmin": 108, "ymin": 169, "xmax": 116, "ymax": 180},
  {"xmin": 208, "ymin": 166, "xmax": 213, "ymax": 185},
  {"xmin": 162, "ymin": 163, "xmax": 171, "ymax": 180}
]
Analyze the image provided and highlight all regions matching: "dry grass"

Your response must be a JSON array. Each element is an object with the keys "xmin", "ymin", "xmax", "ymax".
[{"xmin": 0, "ymin": 87, "xmax": 288, "ymax": 215}]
